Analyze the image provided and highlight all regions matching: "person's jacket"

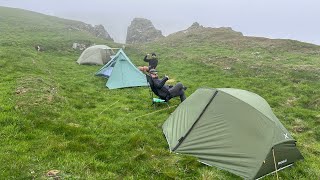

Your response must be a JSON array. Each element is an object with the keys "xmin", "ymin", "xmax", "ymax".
[
  {"xmin": 144, "ymin": 55, "xmax": 158, "ymax": 69},
  {"xmin": 152, "ymin": 76, "xmax": 170, "ymax": 99}
]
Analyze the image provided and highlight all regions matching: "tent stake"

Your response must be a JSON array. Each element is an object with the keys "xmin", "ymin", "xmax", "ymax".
[{"xmin": 272, "ymin": 148, "xmax": 279, "ymax": 180}]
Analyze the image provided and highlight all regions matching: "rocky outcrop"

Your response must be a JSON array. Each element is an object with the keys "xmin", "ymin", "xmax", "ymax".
[
  {"xmin": 68, "ymin": 23, "xmax": 113, "ymax": 41},
  {"xmin": 92, "ymin": 25, "xmax": 113, "ymax": 40},
  {"xmin": 126, "ymin": 18, "xmax": 164, "ymax": 44},
  {"xmin": 178, "ymin": 22, "xmax": 243, "ymax": 36},
  {"xmin": 188, "ymin": 22, "xmax": 204, "ymax": 30}
]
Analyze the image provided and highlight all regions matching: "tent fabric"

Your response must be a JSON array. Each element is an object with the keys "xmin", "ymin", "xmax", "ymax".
[
  {"xmin": 162, "ymin": 88, "xmax": 303, "ymax": 179},
  {"xmin": 95, "ymin": 49, "xmax": 148, "ymax": 89},
  {"xmin": 77, "ymin": 45, "xmax": 114, "ymax": 65}
]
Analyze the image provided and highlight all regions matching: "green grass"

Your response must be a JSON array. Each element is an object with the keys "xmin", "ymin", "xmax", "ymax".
[{"xmin": 1, "ymin": 6, "xmax": 320, "ymax": 179}]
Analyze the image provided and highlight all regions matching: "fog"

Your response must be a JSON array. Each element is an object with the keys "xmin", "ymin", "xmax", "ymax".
[{"xmin": 1, "ymin": 0, "xmax": 319, "ymax": 45}]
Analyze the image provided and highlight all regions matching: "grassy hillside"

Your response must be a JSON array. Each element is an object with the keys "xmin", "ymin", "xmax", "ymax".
[
  {"xmin": 1, "ymin": 6, "xmax": 320, "ymax": 179},
  {"xmin": 0, "ymin": 6, "xmax": 116, "ymax": 51}
]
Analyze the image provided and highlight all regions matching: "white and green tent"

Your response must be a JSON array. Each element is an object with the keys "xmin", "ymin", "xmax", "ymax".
[
  {"xmin": 95, "ymin": 49, "xmax": 148, "ymax": 89},
  {"xmin": 77, "ymin": 45, "xmax": 114, "ymax": 65}
]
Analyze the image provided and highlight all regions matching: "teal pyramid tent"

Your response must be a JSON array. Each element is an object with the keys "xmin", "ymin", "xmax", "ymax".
[
  {"xmin": 163, "ymin": 88, "xmax": 303, "ymax": 179},
  {"xmin": 96, "ymin": 49, "xmax": 148, "ymax": 89}
]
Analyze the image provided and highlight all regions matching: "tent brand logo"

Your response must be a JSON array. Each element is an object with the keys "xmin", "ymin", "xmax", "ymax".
[
  {"xmin": 277, "ymin": 159, "xmax": 287, "ymax": 165},
  {"xmin": 283, "ymin": 133, "xmax": 289, "ymax": 139}
]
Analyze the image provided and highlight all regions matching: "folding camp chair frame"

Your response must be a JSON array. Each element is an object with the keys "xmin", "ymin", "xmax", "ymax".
[{"xmin": 146, "ymin": 74, "xmax": 170, "ymax": 109}]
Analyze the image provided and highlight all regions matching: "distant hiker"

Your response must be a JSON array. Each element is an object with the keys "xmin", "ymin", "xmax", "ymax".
[
  {"xmin": 149, "ymin": 69, "xmax": 187, "ymax": 102},
  {"xmin": 138, "ymin": 52, "xmax": 158, "ymax": 72}
]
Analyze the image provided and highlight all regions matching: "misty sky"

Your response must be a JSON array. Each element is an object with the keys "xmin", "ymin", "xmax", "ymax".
[{"xmin": 1, "ymin": 0, "xmax": 319, "ymax": 45}]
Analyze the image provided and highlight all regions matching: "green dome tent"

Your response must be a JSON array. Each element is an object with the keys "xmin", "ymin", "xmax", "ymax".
[
  {"xmin": 95, "ymin": 49, "xmax": 148, "ymax": 89},
  {"xmin": 162, "ymin": 88, "xmax": 303, "ymax": 179},
  {"xmin": 77, "ymin": 45, "xmax": 115, "ymax": 65}
]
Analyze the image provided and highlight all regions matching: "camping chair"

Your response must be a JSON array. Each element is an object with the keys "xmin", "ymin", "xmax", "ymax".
[{"xmin": 146, "ymin": 74, "xmax": 170, "ymax": 108}]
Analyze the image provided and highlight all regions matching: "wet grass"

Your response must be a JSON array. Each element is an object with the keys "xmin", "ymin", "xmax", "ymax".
[{"xmin": 1, "ymin": 6, "xmax": 320, "ymax": 179}]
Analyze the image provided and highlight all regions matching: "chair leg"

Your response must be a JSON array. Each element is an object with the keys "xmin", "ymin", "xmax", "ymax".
[{"xmin": 153, "ymin": 102, "xmax": 156, "ymax": 109}]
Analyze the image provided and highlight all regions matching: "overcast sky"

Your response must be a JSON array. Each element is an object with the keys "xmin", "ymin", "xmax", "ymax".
[{"xmin": 1, "ymin": 0, "xmax": 319, "ymax": 45}]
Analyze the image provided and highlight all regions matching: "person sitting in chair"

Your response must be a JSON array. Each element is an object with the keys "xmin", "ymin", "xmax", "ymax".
[
  {"xmin": 139, "ymin": 53, "xmax": 158, "ymax": 72},
  {"xmin": 149, "ymin": 69, "xmax": 187, "ymax": 102}
]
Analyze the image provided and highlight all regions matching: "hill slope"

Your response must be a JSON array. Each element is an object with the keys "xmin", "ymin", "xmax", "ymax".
[
  {"xmin": 0, "ymin": 6, "xmax": 114, "ymax": 51},
  {"xmin": 1, "ymin": 7, "xmax": 320, "ymax": 179}
]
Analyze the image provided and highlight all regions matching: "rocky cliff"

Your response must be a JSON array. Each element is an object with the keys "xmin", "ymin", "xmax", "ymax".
[
  {"xmin": 68, "ymin": 23, "xmax": 113, "ymax": 41},
  {"xmin": 126, "ymin": 18, "xmax": 164, "ymax": 44}
]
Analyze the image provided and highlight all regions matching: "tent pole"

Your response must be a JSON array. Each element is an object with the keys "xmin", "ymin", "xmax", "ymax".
[{"xmin": 272, "ymin": 148, "xmax": 279, "ymax": 180}]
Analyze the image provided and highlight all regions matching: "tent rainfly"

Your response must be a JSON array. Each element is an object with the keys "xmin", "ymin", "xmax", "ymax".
[
  {"xmin": 77, "ymin": 45, "xmax": 114, "ymax": 65},
  {"xmin": 95, "ymin": 49, "xmax": 148, "ymax": 89},
  {"xmin": 162, "ymin": 88, "xmax": 303, "ymax": 179}
]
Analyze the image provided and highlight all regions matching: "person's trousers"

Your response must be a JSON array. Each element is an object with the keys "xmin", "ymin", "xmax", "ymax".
[{"xmin": 168, "ymin": 82, "xmax": 186, "ymax": 102}]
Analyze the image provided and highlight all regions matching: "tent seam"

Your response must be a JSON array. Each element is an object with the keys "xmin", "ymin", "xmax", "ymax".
[{"xmin": 172, "ymin": 90, "xmax": 218, "ymax": 151}]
